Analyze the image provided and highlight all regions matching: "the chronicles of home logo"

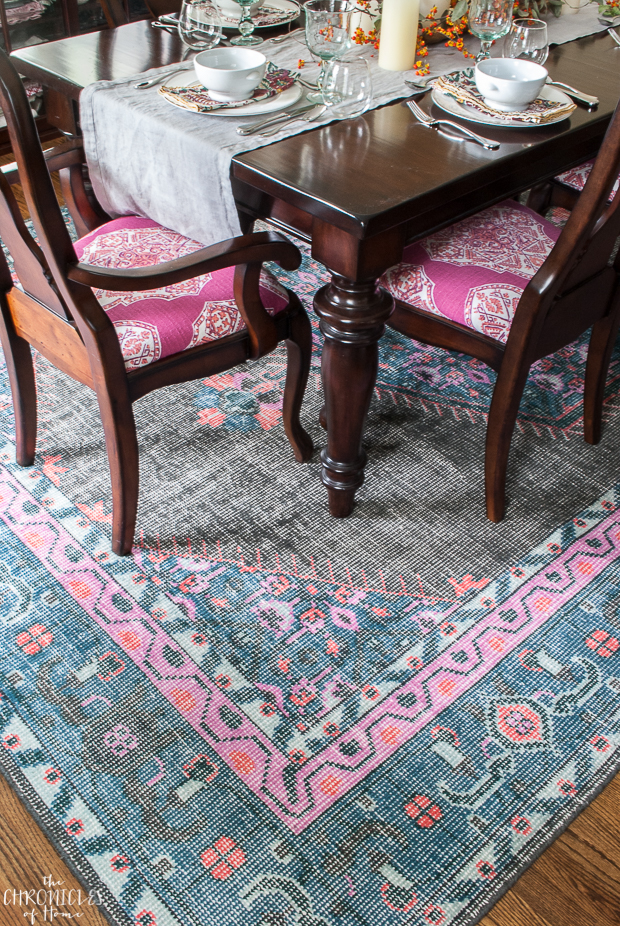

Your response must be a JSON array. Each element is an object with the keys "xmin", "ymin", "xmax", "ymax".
[{"xmin": 3, "ymin": 876, "xmax": 102, "ymax": 922}]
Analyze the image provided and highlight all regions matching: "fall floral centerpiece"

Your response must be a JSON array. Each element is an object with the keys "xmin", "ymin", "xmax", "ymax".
[{"xmin": 351, "ymin": 0, "xmax": 614, "ymax": 74}]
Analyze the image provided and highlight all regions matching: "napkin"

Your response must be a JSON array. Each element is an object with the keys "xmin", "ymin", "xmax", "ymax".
[
  {"xmin": 158, "ymin": 62, "xmax": 296, "ymax": 113},
  {"xmin": 433, "ymin": 68, "xmax": 576, "ymax": 124}
]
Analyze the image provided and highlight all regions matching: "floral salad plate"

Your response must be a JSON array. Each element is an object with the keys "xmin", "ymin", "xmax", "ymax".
[
  {"xmin": 431, "ymin": 68, "xmax": 576, "ymax": 128},
  {"xmin": 159, "ymin": 62, "xmax": 302, "ymax": 115}
]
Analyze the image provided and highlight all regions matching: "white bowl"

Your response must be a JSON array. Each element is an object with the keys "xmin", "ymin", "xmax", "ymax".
[
  {"xmin": 217, "ymin": 0, "xmax": 264, "ymax": 17},
  {"xmin": 194, "ymin": 47, "xmax": 267, "ymax": 102},
  {"xmin": 474, "ymin": 58, "xmax": 547, "ymax": 112}
]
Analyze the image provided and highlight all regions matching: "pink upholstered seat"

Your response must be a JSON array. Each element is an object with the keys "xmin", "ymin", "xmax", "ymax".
[
  {"xmin": 554, "ymin": 160, "xmax": 620, "ymax": 201},
  {"xmin": 379, "ymin": 201, "xmax": 561, "ymax": 344},
  {"xmin": 74, "ymin": 216, "xmax": 289, "ymax": 370}
]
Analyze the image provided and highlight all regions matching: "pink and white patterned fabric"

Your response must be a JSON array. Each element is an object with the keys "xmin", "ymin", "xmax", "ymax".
[
  {"xmin": 379, "ymin": 201, "xmax": 561, "ymax": 344},
  {"xmin": 554, "ymin": 160, "xmax": 620, "ymax": 201},
  {"xmin": 74, "ymin": 216, "xmax": 288, "ymax": 370}
]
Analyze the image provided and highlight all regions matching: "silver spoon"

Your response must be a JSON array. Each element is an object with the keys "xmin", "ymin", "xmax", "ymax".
[
  {"xmin": 151, "ymin": 20, "xmax": 177, "ymax": 33},
  {"xmin": 134, "ymin": 65, "xmax": 193, "ymax": 90},
  {"xmin": 404, "ymin": 75, "xmax": 436, "ymax": 90},
  {"xmin": 271, "ymin": 27, "xmax": 304, "ymax": 43}
]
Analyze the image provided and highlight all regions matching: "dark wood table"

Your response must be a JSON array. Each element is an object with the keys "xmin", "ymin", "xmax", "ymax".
[
  {"xmin": 12, "ymin": 24, "xmax": 620, "ymax": 516},
  {"xmin": 13, "ymin": 20, "xmax": 187, "ymax": 134}
]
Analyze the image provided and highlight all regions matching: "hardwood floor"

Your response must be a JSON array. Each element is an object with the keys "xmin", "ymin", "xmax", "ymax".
[{"xmin": 0, "ymin": 155, "xmax": 618, "ymax": 926}]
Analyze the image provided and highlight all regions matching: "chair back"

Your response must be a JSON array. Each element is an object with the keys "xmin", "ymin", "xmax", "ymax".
[
  {"xmin": 523, "ymin": 99, "xmax": 620, "ymax": 357},
  {"xmin": 0, "ymin": 50, "xmax": 101, "ymax": 325},
  {"xmin": 98, "ymin": 0, "xmax": 130, "ymax": 28}
]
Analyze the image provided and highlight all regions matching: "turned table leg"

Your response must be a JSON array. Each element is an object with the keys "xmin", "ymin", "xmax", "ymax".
[{"xmin": 314, "ymin": 274, "xmax": 393, "ymax": 517}]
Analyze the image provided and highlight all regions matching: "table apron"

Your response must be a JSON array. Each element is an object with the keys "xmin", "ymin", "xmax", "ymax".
[{"xmin": 231, "ymin": 115, "xmax": 611, "ymax": 263}]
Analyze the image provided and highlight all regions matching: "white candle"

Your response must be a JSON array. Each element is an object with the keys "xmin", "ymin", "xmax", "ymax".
[{"xmin": 378, "ymin": 0, "xmax": 420, "ymax": 71}]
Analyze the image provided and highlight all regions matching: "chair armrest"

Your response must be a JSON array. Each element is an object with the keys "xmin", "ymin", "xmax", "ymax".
[
  {"xmin": 68, "ymin": 229, "xmax": 302, "ymax": 359},
  {"xmin": 1, "ymin": 138, "xmax": 85, "ymax": 185},
  {"xmin": 66, "ymin": 229, "xmax": 301, "ymax": 290}
]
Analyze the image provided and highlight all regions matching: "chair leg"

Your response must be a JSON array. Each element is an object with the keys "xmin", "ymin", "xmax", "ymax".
[
  {"xmin": 0, "ymin": 307, "xmax": 36, "ymax": 466},
  {"xmin": 583, "ymin": 302, "xmax": 620, "ymax": 445},
  {"xmin": 526, "ymin": 182, "xmax": 553, "ymax": 215},
  {"xmin": 282, "ymin": 297, "xmax": 314, "ymax": 463},
  {"xmin": 485, "ymin": 362, "xmax": 531, "ymax": 523},
  {"xmin": 97, "ymin": 391, "xmax": 140, "ymax": 556}
]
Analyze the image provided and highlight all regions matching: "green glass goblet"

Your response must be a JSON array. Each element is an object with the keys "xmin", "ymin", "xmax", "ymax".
[{"xmin": 231, "ymin": 0, "xmax": 263, "ymax": 45}]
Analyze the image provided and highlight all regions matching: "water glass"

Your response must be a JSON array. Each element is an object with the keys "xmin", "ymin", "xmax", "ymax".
[
  {"xmin": 178, "ymin": 0, "xmax": 222, "ymax": 50},
  {"xmin": 304, "ymin": 0, "xmax": 353, "ymax": 101},
  {"xmin": 322, "ymin": 57, "xmax": 372, "ymax": 117},
  {"xmin": 503, "ymin": 18, "xmax": 549, "ymax": 65},
  {"xmin": 231, "ymin": 0, "xmax": 263, "ymax": 45},
  {"xmin": 468, "ymin": 0, "xmax": 513, "ymax": 61}
]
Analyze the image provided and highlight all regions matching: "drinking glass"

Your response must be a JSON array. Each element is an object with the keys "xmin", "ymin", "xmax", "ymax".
[
  {"xmin": 503, "ymin": 18, "xmax": 549, "ymax": 65},
  {"xmin": 178, "ymin": 0, "xmax": 223, "ymax": 50},
  {"xmin": 304, "ymin": 0, "xmax": 353, "ymax": 102},
  {"xmin": 322, "ymin": 57, "xmax": 372, "ymax": 117},
  {"xmin": 230, "ymin": 0, "xmax": 263, "ymax": 45},
  {"xmin": 468, "ymin": 0, "xmax": 513, "ymax": 61}
]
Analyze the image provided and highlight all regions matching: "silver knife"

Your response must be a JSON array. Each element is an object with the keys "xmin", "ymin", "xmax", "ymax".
[
  {"xmin": 257, "ymin": 105, "xmax": 327, "ymax": 137},
  {"xmin": 237, "ymin": 102, "xmax": 318, "ymax": 136},
  {"xmin": 608, "ymin": 26, "xmax": 620, "ymax": 45}
]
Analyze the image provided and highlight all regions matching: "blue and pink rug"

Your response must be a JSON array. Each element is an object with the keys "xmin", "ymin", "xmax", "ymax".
[{"xmin": 0, "ymin": 217, "xmax": 619, "ymax": 926}]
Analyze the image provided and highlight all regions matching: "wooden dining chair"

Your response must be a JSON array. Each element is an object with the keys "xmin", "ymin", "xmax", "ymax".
[
  {"xmin": 380, "ymin": 99, "xmax": 620, "ymax": 522},
  {"xmin": 526, "ymin": 159, "xmax": 620, "ymax": 215},
  {"xmin": 143, "ymin": 0, "xmax": 181, "ymax": 21},
  {"xmin": 98, "ymin": 0, "xmax": 130, "ymax": 28},
  {"xmin": 0, "ymin": 49, "xmax": 313, "ymax": 555}
]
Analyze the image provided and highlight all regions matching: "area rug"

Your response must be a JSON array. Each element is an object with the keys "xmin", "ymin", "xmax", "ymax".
[{"xmin": 0, "ymin": 213, "xmax": 619, "ymax": 926}]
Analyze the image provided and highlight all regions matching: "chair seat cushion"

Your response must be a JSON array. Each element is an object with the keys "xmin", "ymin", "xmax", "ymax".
[
  {"xmin": 555, "ymin": 160, "xmax": 619, "ymax": 201},
  {"xmin": 379, "ymin": 201, "xmax": 561, "ymax": 344},
  {"xmin": 74, "ymin": 216, "xmax": 289, "ymax": 370}
]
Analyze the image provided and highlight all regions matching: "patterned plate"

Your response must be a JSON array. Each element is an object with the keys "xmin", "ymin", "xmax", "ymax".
[
  {"xmin": 431, "ymin": 85, "xmax": 574, "ymax": 128},
  {"xmin": 161, "ymin": 76, "xmax": 302, "ymax": 115},
  {"xmin": 220, "ymin": 0, "xmax": 300, "ymax": 28}
]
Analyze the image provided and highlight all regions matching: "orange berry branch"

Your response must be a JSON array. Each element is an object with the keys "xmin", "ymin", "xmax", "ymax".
[{"xmin": 350, "ymin": 0, "xmax": 599, "ymax": 75}]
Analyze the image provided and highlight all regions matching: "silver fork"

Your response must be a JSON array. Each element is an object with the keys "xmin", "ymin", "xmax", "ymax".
[
  {"xmin": 608, "ymin": 27, "xmax": 620, "ymax": 46},
  {"xmin": 407, "ymin": 99, "xmax": 500, "ymax": 150}
]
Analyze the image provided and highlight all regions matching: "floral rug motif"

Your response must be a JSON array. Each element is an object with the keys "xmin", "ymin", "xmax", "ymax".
[
  {"xmin": 1, "ymin": 210, "xmax": 620, "ymax": 926},
  {"xmin": 0, "ymin": 451, "xmax": 619, "ymax": 926}
]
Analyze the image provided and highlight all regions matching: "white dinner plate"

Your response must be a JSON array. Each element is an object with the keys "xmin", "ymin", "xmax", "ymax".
[
  {"xmin": 431, "ymin": 85, "xmax": 574, "ymax": 129},
  {"xmin": 162, "ymin": 76, "xmax": 302, "ymax": 116},
  {"xmin": 220, "ymin": 0, "xmax": 300, "ymax": 28}
]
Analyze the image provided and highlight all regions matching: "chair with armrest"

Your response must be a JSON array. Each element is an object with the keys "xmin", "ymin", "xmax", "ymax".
[
  {"xmin": 98, "ymin": 0, "xmax": 130, "ymax": 28},
  {"xmin": 0, "ymin": 48, "xmax": 313, "ymax": 555},
  {"xmin": 526, "ymin": 159, "xmax": 620, "ymax": 215},
  {"xmin": 379, "ymin": 97, "xmax": 620, "ymax": 522}
]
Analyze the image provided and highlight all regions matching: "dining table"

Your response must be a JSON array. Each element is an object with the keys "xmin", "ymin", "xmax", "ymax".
[{"xmin": 11, "ymin": 18, "xmax": 620, "ymax": 518}]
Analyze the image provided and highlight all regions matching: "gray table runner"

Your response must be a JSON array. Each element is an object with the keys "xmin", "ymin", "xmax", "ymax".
[{"xmin": 80, "ymin": 5, "xmax": 610, "ymax": 247}]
